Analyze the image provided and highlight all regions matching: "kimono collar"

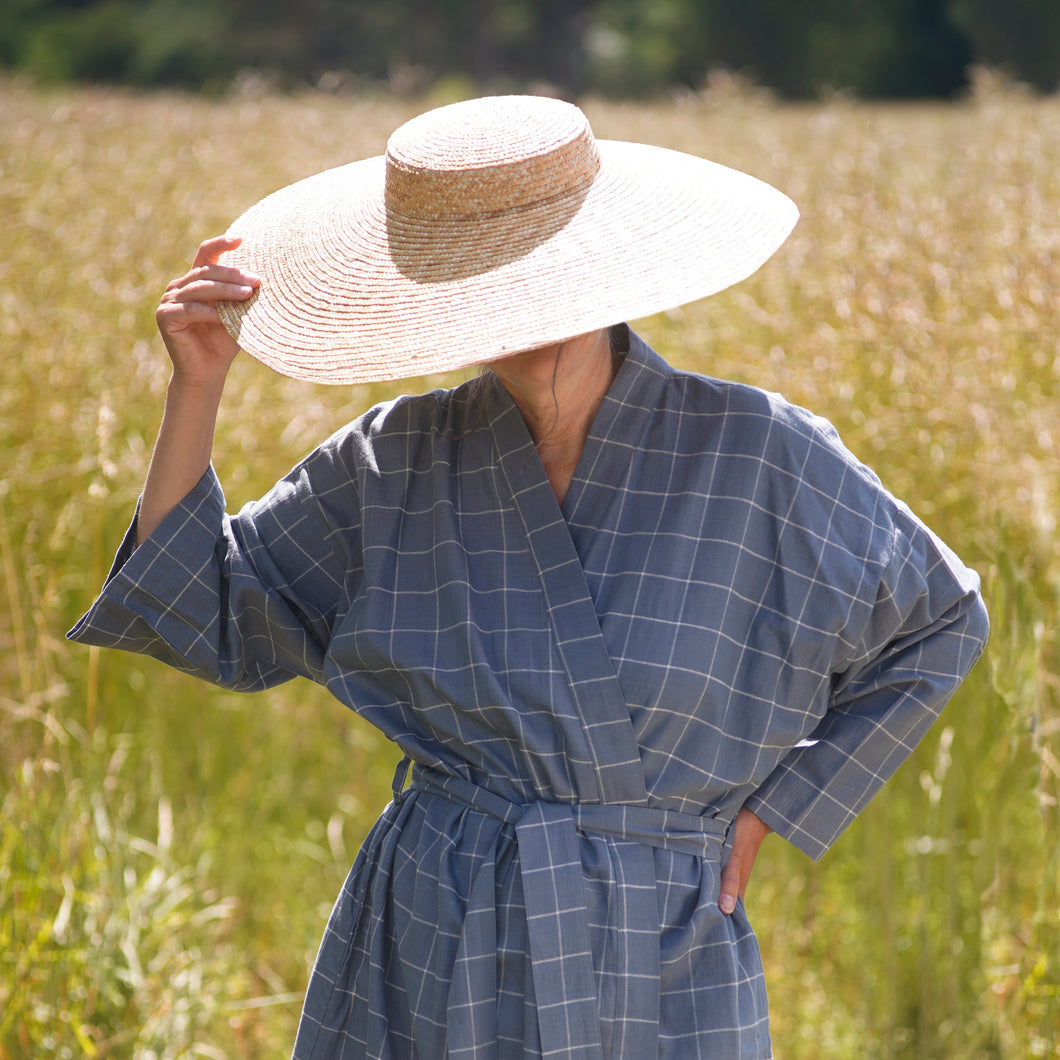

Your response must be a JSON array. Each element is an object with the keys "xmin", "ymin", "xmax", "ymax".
[{"xmin": 480, "ymin": 326, "xmax": 673, "ymax": 481}]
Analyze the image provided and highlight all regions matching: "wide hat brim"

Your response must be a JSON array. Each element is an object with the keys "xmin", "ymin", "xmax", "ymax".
[{"xmin": 216, "ymin": 122, "xmax": 798, "ymax": 385}]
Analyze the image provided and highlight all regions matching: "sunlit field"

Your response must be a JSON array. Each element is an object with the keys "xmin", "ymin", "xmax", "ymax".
[{"xmin": 2, "ymin": 75, "xmax": 1058, "ymax": 1058}]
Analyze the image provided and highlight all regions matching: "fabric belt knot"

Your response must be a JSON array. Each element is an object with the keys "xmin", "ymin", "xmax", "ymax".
[{"xmin": 402, "ymin": 762, "xmax": 730, "ymax": 1058}]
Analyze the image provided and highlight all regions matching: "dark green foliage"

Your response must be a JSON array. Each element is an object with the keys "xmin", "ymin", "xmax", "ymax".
[
  {"xmin": 708, "ymin": 0, "xmax": 975, "ymax": 99},
  {"xmin": 0, "ymin": 0, "xmax": 1056, "ymax": 98},
  {"xmin": 951, "ymin": 0, "xmax": 1060, "ymax": 92}
]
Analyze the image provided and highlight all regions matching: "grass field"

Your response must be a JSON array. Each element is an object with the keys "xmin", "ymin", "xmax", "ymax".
[{"xmin": 1, "ymin": 76, "xmax": 1058, "ymax": 1058}]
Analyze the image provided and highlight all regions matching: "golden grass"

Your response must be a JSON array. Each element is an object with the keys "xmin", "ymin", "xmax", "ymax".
[{"xmin": 1, "ymin": 78, "xmax": 1057, "ymax": 1057}]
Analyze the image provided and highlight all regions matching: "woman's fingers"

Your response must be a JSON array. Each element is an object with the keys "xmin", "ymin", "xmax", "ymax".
[
  {"xmin": 158, "ymin": 253, "xmax": 260, "ymax": 340},
  {"xmin": 191, "ymin": 233, "xmax": 242, "ymax": 269},
  {"xmin": 170, "ymin": 236, "xmax": 259, "ymax": 302},
  {"xmin": 161, "ymin": 271, "xmax": 258, "ymax": 305},
  {"xmin": 155, "ymin": 298, "xmax": 232, "ymax": 330},
  {"xmin": 719, "ymin": 807, "xmax": 771, "ymax": 915},
  {"xmin": 156, "ymin": 269, "xmax": 257, "ymax": 338},
  {"xmin": 154, "ymin": 236, "xmax": 259, "ymax": 385},
  {"xmin": 164, "ymin": 258, "xmax": 259, "ymax": 299}
]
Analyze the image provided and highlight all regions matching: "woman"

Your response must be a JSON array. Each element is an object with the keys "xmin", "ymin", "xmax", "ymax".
[{"xmin": 70, "ymin": 95, "xmax": 988, "ymax": 1058}]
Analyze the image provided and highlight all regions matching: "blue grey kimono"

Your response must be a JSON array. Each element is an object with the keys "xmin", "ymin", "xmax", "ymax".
[{"xmin": 69, "ymin": 331, "xmax": 988, "ymax": 1058}]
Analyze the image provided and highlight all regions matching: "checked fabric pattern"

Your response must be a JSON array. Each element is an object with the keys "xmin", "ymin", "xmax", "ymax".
[{"xmin": 70, "ymin": 331, "xmax": 988, "ymax": 1058}]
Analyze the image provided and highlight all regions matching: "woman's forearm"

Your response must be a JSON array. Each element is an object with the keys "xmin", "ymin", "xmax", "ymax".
[{"xmin": 137, "ymin": 374, "xmax": 226, "ymax": 545}]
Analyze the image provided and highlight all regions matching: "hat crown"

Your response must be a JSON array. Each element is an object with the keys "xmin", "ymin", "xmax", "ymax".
[{"xmin": 384, "ymin": 96, "xmax": 601, "ymax": 222}]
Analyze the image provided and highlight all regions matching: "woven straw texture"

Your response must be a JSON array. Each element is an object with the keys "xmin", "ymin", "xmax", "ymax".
[{"xmin": 216, "ymin": 95, "xmax": 798, "ymax": 384}]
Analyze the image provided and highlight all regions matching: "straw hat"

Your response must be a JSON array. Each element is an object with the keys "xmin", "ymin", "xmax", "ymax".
[{"xmin": 216, "ymin": 95, "xmax": 798, "ymax": 384}]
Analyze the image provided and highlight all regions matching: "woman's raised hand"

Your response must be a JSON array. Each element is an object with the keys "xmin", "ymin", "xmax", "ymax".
[
  {"xmin": 136, "ymin": 237, "xmax": 259, "ymax": 544},
  {"xmin": 155, "ymin": 235, "xmax": 259, "ymax": 389}
]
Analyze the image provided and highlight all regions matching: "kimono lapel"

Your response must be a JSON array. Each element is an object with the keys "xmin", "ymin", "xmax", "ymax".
[
  {"xmin": 486, "ymin": 378, "xmax": 649, "ymax": 806},
  {"xmin": 561, "ymin": 331, "xmax": 670, "ymax": 533},
  {"xmin": 481, "ymin": 339, "xmax": 681, "ymax": 1056}
]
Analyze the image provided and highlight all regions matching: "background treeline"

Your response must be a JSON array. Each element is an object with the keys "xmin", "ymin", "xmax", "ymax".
[{"xmin": 1, "ymin": 0, "xmax": 1058, "ymax": 99}]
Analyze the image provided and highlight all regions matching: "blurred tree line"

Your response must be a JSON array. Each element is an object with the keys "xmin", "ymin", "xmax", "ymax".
[{"xmin": 0, "ymin": 0, "xmax": 1057, "ymax": 98}]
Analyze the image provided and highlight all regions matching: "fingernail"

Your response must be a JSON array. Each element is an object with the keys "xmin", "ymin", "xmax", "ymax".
[{"xmin": 720, "ymin": 894, "xmax": 736, "ymax": 915}]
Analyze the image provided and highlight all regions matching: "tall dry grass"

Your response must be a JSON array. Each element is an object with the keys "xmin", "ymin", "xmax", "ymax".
[{"xmin": 1, "ymin": 77, "xmax": 1057, "ymax": 1057}]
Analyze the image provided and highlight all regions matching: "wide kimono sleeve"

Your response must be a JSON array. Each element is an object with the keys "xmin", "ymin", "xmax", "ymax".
[
  {"xmin": 67, "ymin": 433, "xmax": 361, "ymax": 692},
  {"xmin": 742, "ymin": 491, "xmax": 989, "ymax": 861}
]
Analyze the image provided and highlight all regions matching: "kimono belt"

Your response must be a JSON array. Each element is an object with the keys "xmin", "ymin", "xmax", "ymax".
[{"xmin": 407, "ymin": 765, "xmax": 731, "ymax": 1058}]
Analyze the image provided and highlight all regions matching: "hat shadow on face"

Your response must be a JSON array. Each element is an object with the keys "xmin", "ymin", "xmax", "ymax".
[{"xmin": 384, "ymin": 182, "xmax": 592, "ymax": 285}]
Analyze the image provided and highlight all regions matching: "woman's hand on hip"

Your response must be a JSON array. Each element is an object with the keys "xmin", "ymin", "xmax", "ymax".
[
  {"xmin": 719, "ymin": 807, "xmax": 771, "ymax": 915},
  {"xmin": 155, "ymin": 235, "xmax": 259, "ymax": 389}
]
